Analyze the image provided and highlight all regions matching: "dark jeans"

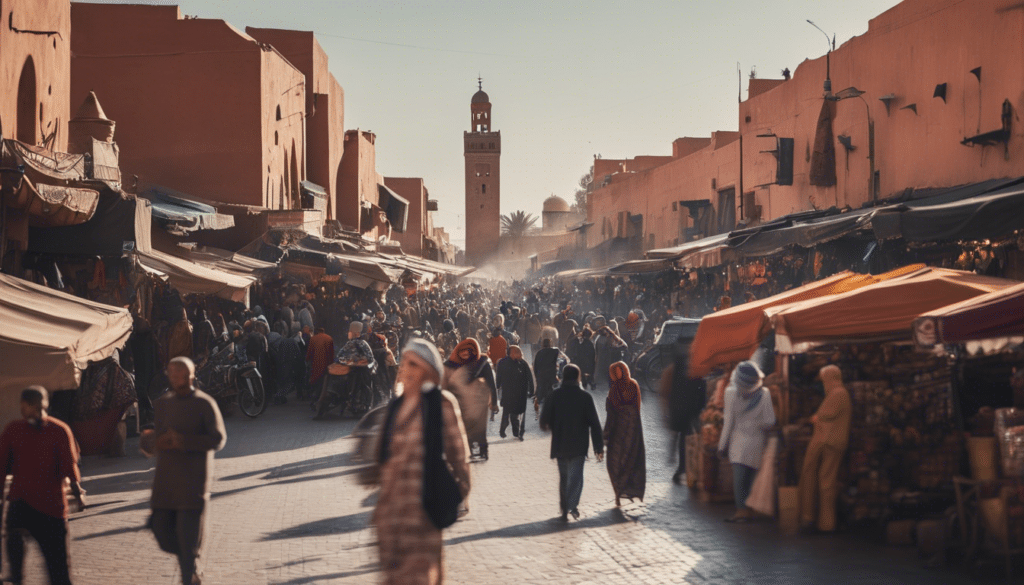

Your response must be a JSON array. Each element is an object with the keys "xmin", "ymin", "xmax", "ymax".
[
  {"xmin": 732, "ymin": 464, "xmax": 758, "ymax": 512},
  {"xmin": 557, "ymin": 456, "xmax": 586, "ymax": 514},
  {"xmin": 500, "ymin": 408, "xmax": 525, "ymax": 437},
  {"xmin": 150, "ymin": 507, "xmax": 205, "ymax": 585},
  {"xmin": 4, "ymin": 500, "xmax": 73, "ymax": 585}
]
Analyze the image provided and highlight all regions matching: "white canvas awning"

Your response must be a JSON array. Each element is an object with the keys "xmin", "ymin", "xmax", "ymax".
[{"xmin": 0, "ymin": 273, "xmax": 132, "ymax": 400}]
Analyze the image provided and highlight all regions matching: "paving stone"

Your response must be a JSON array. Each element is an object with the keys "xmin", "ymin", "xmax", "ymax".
[{"xmin": 6, "ymin": 388, "xmax": 1007, "ymax": 584}]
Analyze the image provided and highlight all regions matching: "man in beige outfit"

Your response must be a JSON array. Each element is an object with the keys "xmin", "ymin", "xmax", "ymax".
[{"xmin": 799, "ymin": 365, "xmax": 851, "ymax": 532}]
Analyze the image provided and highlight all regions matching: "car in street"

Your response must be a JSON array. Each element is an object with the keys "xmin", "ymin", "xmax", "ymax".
[{"xmin": 633, "ymin": 317, "xmax": 702, "ymax": 393}]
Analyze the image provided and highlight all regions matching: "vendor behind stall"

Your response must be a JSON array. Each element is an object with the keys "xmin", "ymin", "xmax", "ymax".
[{"xmin": 799, "ymin": 365, "xmax": 852, "ymax": 533}]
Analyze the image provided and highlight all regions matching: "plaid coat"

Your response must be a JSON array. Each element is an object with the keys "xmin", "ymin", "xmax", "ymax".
[{"xmin": 374, "ymin": 390, "xmax": 470, "ymax": 585}]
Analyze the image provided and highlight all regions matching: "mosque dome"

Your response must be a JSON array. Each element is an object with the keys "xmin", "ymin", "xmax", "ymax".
[
  {"xmin": 471, "ymin": 90, "xmax": 490, "ymax": 104},
  {"xmin": 543, "ymin": 196, "xmax": 571, "ymax": 213}
]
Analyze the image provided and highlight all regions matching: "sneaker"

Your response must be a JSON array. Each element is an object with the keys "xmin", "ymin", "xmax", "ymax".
[
  {"xmin": 518, "ymin": 434, "xmax": 524, "ymax": 442},
  {"xmin": 499, "ymin": 431, "xmax": 507, "ymax": 439},
  {"xmin": 570, "ymin": 509, "xmax": 580, "ymax": 520}
]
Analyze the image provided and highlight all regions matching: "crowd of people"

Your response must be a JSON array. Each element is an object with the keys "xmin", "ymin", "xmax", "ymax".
[{"xmin": 0, "ymin": 270, "xmax": 813, "ymax": 585}]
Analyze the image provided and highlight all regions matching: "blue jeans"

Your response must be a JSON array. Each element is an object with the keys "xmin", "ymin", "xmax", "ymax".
[
  {"xmin": 732, "ymin": 464, "xmax": 758, "ymax": 512},
  {"xmin": 557, "ymin": 456, "xmax": 586, "ymax": 513}
]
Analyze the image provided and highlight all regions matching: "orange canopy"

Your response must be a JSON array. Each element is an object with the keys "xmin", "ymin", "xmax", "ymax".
[
  {"xmin": 687, "ymin": 264, "xmax": 925, "ymax": 377},
  {"xmin": 771, "ymin": 267, "xmax": 1016, "ymax": 353}
]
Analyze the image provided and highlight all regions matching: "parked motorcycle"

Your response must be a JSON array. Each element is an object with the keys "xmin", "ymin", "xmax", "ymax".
[
  {"xmin": 313, "ymin": 362, "xmax": 384, "ymax": 419},
  {"xmin": 196, "ymin": 344, "xmax": 267, "ymax": 417}
]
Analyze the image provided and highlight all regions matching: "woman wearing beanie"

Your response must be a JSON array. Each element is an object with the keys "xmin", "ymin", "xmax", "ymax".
[{"xmin": 717, "ymin": 361, "xmax": 776, "ymax": 523}]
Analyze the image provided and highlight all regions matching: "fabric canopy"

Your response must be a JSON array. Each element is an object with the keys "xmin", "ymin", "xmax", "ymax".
[
  {"xmin": 138, "ymin": 249, "xmax": 255, "ymax": 303},
  {"xmin": 143, "ymin": 188, "xmax": 235, "ymax": 233},
  {"xmin": 29, "ymin": 189, "xmax": 152, "ymax": 256},
  {"xmin": 727, "ymin": 208, "xmax": 875, "ymax": 257},
  {"xmin": 871, "ymin": 184, "xmax": 1024, "ymax": 243},
  {"xmin": 646, "ymin": 233, "xmax": 729, "ymax": 260},
  {"xmin": 771, "ymin": 267, "xmax": 1016, "ymax": 353},
  {"xmin": 687, "ymin": 264, "xmax": 926, "ymax": 377},
  {"xmin": 913, "ymin": 281, "xmax": 1024, "ymax": 345},
  {"xmin": 0, "ymin": 273, "xmax": 132, "ymax": 394}
]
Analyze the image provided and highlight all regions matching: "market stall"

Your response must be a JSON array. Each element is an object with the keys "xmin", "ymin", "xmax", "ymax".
[
  {"xmin": 687, "ymin": 264, "xmax": 925, "ymax": 378},
  {"xmin": 0, "ymin": 272, "xmax": 132, "ymax": 427}
]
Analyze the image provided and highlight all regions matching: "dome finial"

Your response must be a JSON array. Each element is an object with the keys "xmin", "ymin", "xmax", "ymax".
[{"xmin": 478, "ymin": 75, "xmax": 482, "ymax": 91}]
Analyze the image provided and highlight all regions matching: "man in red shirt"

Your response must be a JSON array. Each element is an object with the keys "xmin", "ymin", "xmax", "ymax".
[{"xmin": 0, "ymin": 386, "xmax": 85, "ymax": 585}]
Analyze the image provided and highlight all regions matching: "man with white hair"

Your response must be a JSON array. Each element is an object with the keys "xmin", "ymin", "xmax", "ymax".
[{"xmin": 142, "ymin": 357, "xmax": 226, "ymax": 585}]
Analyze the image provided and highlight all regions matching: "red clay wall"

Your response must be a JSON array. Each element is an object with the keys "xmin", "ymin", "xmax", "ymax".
[
  {"xmin": 70, "ymin": 3, "xmax": 305, "ymax": 209},
  {"xmin": 588, "ymin": 0, "xmax": 1024, "ymax": 258},
  {"xmin": 0, "ymin": 0, "xmax": 71, "ymax": 150},
  {"xmin": 337, "ymin": 130, "xmax": 382, "ymax": 235},
  {"xmin": 588, "ymin": 132, "xmax": 740, "ymax": 252},
  {"xmin": 384, "ymin": 177, "xmax": 426, "ymax": 256},
  {"xmin": 739, "ymin": 0, "xmax": 1024, "ymax": 217},
  {"xmin": 247, "ymin": 29, "xmax": 345, "ymax": 218}
]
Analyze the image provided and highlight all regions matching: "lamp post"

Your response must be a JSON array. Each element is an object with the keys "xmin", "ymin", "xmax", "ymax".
[
  {"xmin": 830, "ymin": 87, "xmax": 875, "ymax": 203},
  {"xmin": 807, "ymin": 20, "xmax": 835, "ymax": 97}
]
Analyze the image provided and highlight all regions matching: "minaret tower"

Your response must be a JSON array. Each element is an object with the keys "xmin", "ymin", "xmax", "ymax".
[{"xmin": 464, "ymin": 78, "xmax": 501, "ymax": 266}]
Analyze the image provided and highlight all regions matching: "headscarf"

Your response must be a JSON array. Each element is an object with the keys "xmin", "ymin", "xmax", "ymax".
[
  {"xmin": 447, "ymin": 338, "xmax": 481, "ymax": 367},
  {"xmin": 607, "ymin": 361, "xmax": 640, "ymax": 410},
  {"xmin": 508, "ymin": 345, "xmax": 523, "ymax": 360}
]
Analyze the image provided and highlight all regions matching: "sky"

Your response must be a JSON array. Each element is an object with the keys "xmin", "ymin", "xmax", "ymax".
[{"xmin": 83, "ymin": 0, "xmax": 903, "ymax": 247}]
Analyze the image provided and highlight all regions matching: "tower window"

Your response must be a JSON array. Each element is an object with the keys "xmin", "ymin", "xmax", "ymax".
[
  {"xmin": 489, "ymin": 142, "xmax": 495, "ymax": 148},
  {"xmin": 482, "ymin": 184, "xmax": 487, "ymax": 194}
]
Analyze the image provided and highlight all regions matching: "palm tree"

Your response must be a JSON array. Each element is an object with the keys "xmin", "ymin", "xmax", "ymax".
[{"xmin": 500, "ymin": 210, "xmax": 538, "ymax": 239}]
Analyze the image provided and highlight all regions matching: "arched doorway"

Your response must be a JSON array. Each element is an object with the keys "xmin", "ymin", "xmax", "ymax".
[{"xmin": 17, "ymin": 57, "xmax": 37, "ymax": 145}]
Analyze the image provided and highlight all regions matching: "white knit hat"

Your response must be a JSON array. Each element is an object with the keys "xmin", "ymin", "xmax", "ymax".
[{"xmin": 403, "ymin": 338, "xmax": 444, "ymax": 383}]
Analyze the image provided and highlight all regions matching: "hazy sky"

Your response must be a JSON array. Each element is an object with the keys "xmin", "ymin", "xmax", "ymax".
[{"xmin": 84, "ymin": 0, "xmax": 902, "ymax": 247}]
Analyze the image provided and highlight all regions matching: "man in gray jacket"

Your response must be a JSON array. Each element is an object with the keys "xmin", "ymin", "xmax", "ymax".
[{"xmin": 142, "ymin": 357, "xmax": 226, "ymax": 585}]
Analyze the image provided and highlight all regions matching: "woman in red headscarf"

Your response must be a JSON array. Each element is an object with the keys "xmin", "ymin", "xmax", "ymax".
[
  {"xmin": 443, "ymin": 338, "xmax": 498, "ymax": 460},
  {"xmin": 604, "ymin": 361, "xmax": 646, "ymax": 506}
]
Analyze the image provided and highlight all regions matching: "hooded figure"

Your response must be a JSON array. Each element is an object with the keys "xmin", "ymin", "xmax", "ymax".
[
  {"xmin": 442, "ymin": 339, "xmax": 498, "ymax": 460},
  {"xmin": 717, "ymin": 361, "xmax": 776, "ymax": 522},
  {"xmin": 799, "ymin": 365, "xmax": 851, "ymax": 532},
  {"xmin": 604, "ymin": 362, "xmax": 646, "ymax": 506}
]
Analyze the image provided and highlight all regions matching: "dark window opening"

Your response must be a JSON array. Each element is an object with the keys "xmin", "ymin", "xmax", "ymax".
[{"xmin": 482, "ymin": 184, "xmax": 487, "ymax": 194}]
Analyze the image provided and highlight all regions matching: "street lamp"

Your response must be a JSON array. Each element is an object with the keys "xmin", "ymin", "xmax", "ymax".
[
  {"xmin": 829, "ymin": 86, "xmax": 876, "ymax": 203},
  {"xmin": 807, "ymin": 20, "xmax": 836, "ymax": 97}
]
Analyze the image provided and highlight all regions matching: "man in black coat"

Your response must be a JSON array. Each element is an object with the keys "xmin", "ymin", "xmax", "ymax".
[
  {"xmin": 496, "ymin": 346, "xmax": 535, "ymax": 440},
  {"xmin": 533, "ymin": 338, "xmax": 564, "ymax": 416},
  {"xmin": 539, "ymin": 365, "xmax": 604, "ymax": 521}
]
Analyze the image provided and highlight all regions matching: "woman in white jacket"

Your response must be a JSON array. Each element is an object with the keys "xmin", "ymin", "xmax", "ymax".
[{"xmin": 717, "ymin": 361, "xmax": 776, "ymax": 523}]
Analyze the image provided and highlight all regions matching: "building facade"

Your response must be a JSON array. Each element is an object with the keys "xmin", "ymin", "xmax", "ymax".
[
  {"xmin": 464, "ymin": 84, "xmax": 500, "ymax": 266},
  {"xmin": 70, "ymin": 3, "xmax": 306, "ymax": 210},
  {"xmin": 0, "ymin": 0, "xmax": 71, "ymax": 151},
  {"xmin": 246, "ymin": 28, "xmax": 345, "ymax": 220},
  {"xmin": 586, "ymin": 0, "xmax": 1024, "ymax": 261}
]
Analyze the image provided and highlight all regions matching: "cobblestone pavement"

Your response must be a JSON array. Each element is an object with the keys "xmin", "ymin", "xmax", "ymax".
[{"xmin": 9, "ymin": 387, "xmax": 1006, "ymax": 584}]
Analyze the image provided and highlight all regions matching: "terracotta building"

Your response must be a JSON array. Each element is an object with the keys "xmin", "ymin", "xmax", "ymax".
[
  {"xmin": 384, "ymin": 176, "xmax": 438, "ymax": 258},
  {"xmin": 70, "ymin": 3, "xmax": 306, "ymax": 210},
  {"xmin": 464, "ymin": 83, "xmax": 501, "ymax": 266},
  {"xmin": 586, "ymin": 0, "xmax": 1024, "ymax": 261},
  {"xmin": 246, "ymin": 27, "xmax": 345, "ymax": 220},
  {"xmin": 337, "ymin": 129, "xmax": 405, "ymax": 241},
  {"xmin": 0, "ymin": 0, "xmax": 75, "ymax": 261},
  {"xmin": 0, "ymin": 0, "xmax": 71, "ymax": 151}
]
